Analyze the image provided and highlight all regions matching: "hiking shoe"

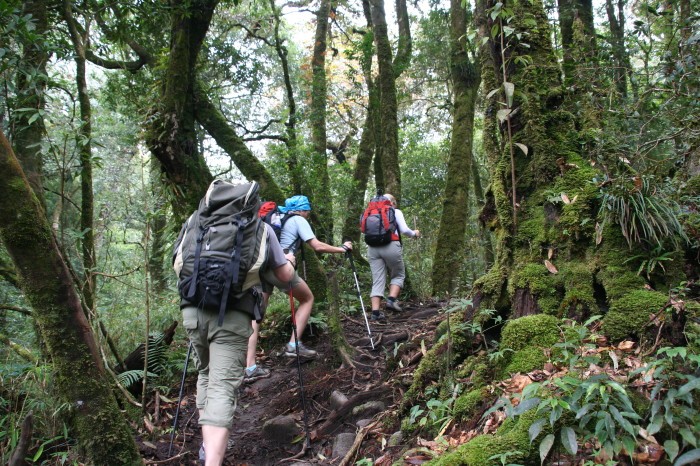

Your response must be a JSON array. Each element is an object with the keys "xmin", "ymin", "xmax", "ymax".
[
  {"xmin": 244, "ymin": 366, "xmax": 271, "ymax": 383},
  {"xmin": 371, "ymin": 310, "xmax": 386, "ymax": 321},
  {"xmin": 385, "ymin": 299, "xmax": 403, "ymax": 312},
  {"xmin": 284, "ymin": 342, "xmax": 317, "ymax": 359},
  {"xmin": 199, "ymin": 444, "xmax": 205, "ymax": 465}
]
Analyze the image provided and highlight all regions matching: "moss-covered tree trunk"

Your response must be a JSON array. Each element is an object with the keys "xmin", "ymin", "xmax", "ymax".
[
  {"xmin": 369, "ymin": 0, "xmax": 400, "ymax": 198},
  {"xmin": 0, "ymin": 131, "xmax": 141, "ymax": 464},
  {"xmin": 341, "ymin": 3, "xmax": 379, "ymax": 245},
  {"xmin": 270, "ymin": 0, "xmax": 303, "ymax": 194},
  {"xmin": 557, "ymin": 0, "xmax": 596, "ymax": 84},
  {"xmin": 473, "ymin": 0, "xmax": 585, "ymax": 317},
  {"xmin": 13, "ymin": 0, "xmax": 48, "ymax": 202},
  {"xmin": 309, "ymin": 0, "xmax": 333, "ymax": 243},
  {"xmin": 145, "ymin": 0, "xmax": 217, "ymax": 217},
  {"xmin": 193, "ymin": 80, "xmax": 284, "ymax": 202},
  {"xmin": 62, "ymin": 0, "xmax": 96, "ymax": 313},
  {"xmin": 431, "ymin": 0, "xmax": 481, "ymax": 296}
]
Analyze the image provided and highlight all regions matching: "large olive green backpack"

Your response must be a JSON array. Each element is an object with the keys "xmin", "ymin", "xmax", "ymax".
[{"xmin": 172, "ymin": 180, "xmax": 268, "ymax": 325}]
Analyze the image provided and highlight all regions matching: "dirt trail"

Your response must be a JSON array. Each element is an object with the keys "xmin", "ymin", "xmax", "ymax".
[{"xmin": 143, "ymin": 299, "xmax": 445, "ymax": 465}]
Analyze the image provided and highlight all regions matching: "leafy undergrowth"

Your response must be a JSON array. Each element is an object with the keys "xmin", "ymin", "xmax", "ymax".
[{"xmin": 134, "ymin": 299, "xmax": 700, "ymax": 466}]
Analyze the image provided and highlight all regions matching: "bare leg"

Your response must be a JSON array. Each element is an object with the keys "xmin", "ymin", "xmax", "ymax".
[
  {"xmin": 247, "ymin": 292, "xmax": 270, "ymax": 368},
  {"xmin": 287, "ymin": 280, "xmax": 314, "ymax": 344},
  {"xmin": 371, "ymin": 296, "xmax": 382, "ymax": 310},
  {"xmin": 201, "ymin": 423, "xmax": 229, "ymax": 466},
  {"xmin": 246, "ymin": 320, "xmax": 259, "ymax": 368},
  {"xmin": 388, "ymin": 284, "xmax": 401, "ymax": 300}
]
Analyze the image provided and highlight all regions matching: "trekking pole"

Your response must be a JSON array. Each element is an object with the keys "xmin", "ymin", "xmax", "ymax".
[
  {"xmin": 288, "ymin": 284, "xmax": 312, "ymax": 452},
  {"xmin": 168, "ymin": 341, "xmax": 193, "ymax": 457},
  {"xmin": 345, "ymin": 251, "xmax": 375, "ymax": 350}
]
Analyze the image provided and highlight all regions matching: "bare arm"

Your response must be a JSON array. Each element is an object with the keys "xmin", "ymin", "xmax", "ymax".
[{"xmin": 306, "ymin": 238, "xmax": 353, "ymax": 254}]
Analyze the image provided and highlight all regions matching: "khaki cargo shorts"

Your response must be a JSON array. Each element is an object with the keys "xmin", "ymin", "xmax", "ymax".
[{"xmin": 182, "ymin": 305, "xmax": 252, "ymax": 428}]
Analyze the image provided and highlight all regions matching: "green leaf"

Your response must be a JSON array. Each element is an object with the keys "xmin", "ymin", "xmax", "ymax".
[
  {"xmin": 539, "ymin": 434, "xmax": 554, "ymax": 464},
  {"xmin": 513, "ymin": 397, "xmax": 540, "ymax": 415},
  {"xmin": 675, "ymin": 449, "xmax": 700, "ymax": 466},
  {"xmin": 497, "ymin": 108, "xmax": 511, "ymax": 123},
  {"xmin": 529, "ymin": 419, "xmax": 546, "ymax": 442},
  {"xmin": 33, "ymin": 443, "xmax": 45, "ymax": 461},
  {"xmin": 679, "ymin": 428, "xmax": 697, "ymax": 448},
  {"xmin": 503, "ymin": 81, "xmax": 514, "ymax": 107},
  {"xmin": 677, "ymin": 377, "xmax": 700, "ymax": 397},
  {"xmin": 665, "ymin": 440, "xmax": 680, "ymax": 462},
  {"xmin": 647, "ymin": 414, "xmax": 663, "ymax": 435},
  {"xmin": 560, "ymin": 426, "xmax": 578, "ymax": 455}
]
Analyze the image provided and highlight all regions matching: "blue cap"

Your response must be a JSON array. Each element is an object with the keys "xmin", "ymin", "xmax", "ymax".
[{"xmin": 279, "ymin": 195, "xmax": 311, "ymax": 213}]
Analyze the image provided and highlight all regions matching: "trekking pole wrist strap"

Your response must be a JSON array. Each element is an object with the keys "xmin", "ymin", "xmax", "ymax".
[{"xmin": 341, "ymin": 244, "xmax": 349, "ymax": 252}]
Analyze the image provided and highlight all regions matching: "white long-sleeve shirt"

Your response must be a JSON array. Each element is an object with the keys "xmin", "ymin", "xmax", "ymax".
[{"xmin": 394, "ymin": 209, "xmax": 417, "ymax": 237}]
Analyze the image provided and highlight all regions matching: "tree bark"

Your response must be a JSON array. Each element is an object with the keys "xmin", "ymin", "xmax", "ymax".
[
  {"xmin": 309, "ymin": 0, "xmax": 333, "ymax": 243},
  {"xmin": 369, "ymin": 0, "xmax": 401, "ymax": 198},
  {"xmin": 13, "ymin": 0, "xmax": 48, "ymax": 203},
  {"xmin": 0, "ymin": 130, "xmax": 141, "ymax": 464},
  {"xmin": 193, "ymin": 80, "xmax": 285, "ymax": 202},
  {"xmin": 145, "ymin": 0, "xmax": 218, "ymax": 217},
  {"xmin": 62, "ymin": 0, "xmax": 96, "ymax": 314},
  {"xmin": 342, "ymin": 3, "xmax": 379, "ymax": 245},
  {"xmin": 557, "ymin": 0, "xmax": 596, "ymax": 84},
  {"xmin": 432, "ymin": 0, "xmax": 481, "ymax": 296}
]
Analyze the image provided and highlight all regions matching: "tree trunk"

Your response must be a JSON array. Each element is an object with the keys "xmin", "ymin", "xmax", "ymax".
[
  {"xmin": 369, "ymin": 0, "xmax": 401, "ymax": 198},
  {"xmin": 432, "ymin": 0, "xmax": 481, "ymax": 296},
  {"xmin": 342, "ymin": 3, "xmax": 379, "ymax": 245},
  {"xmin": 475, "ymin": 0, "xmax": 597, "ymax": 319},
  {"xmin": 270, "ymin": 0, "xmax": 303, "ymax": 194},
  {"xmin": 13, "ymin": 0, "xmax": 48, "ymax": 202},
  {"xmin": 605, "ymin": 0, "xmax": 634, "ymax": 99},
  {"xmin": 62, "ymin": 0, "xmax": 96, "ymax": 313},
  {"xmin": 0, "ymin": 130, "xmax": 141, "ymax": 464},
  {"xmin": 145, "ymin": 0, "xmax": 218, "ymax": 217},
  {"xmin": 557, "ymin": 0, "xmax": 596, "ymax": 84},
  {"xmin": 309, "ymin": 0, "xmax": 333, "ymax": 243},
  {"xmin": 193, "ymin": 80, "xmax": 285, "ymax": 202}
]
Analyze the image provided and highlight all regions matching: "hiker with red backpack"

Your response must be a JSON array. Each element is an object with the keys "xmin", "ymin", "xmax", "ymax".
[
  {"xmin": 244, "ymin": 195, "xmax": 352, "ymax": 380},
  {"xmin": 361, "ymin": 193, "xmax": 420, "ymax": 321}
]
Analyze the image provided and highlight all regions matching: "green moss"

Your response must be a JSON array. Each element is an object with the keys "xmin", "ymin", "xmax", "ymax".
[
  {"xmin": 682, "ymin": 175, "xmax": 700, "ymax": 196},
  {"xmin": 557, "ymin": 260, "xmax": 598, "ymax": 317},
  {"xmin": 510, "ymin": 263, "xmax": 555, "ymax": 296},
  {"xmin": 453, "ymin": 388, "xmax": 491, "ymax": 422},
  {"xmin": 455, "ymin": 354, "xmax": 492, "ymax": 389},
  {"xmin": 501, "ymin": 314, "xmax": 561, "ymax": 351},
  {"xmin": 427, "ymin": 408, "xmax": 544, "ymax": 466},
  {"xmin": 502, "ymin": 345, "xmax": 548, "ymax": 376},
  {"xmin": 602, "ymin": 290, "xmax": 668, "ymax": 342},
  {"xmin": 597, "ymin": 267, "xmax": 645, "ymax": 303}
]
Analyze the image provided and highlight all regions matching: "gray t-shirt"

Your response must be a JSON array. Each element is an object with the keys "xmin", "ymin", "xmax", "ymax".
[
  {"xmin": 279, "ymin": 215, "xmax": 315, "ymax": 253},
  {"xmin": 265, "ymin": 224, "xmax": 288, "ymax": 269}
]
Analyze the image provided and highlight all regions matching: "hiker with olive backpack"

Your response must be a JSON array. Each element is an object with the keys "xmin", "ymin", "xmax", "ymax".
[
  {"xmin": 172, "ymin": 179, "xmax": 295, "ymax": 466},
  {"xmin": 360, "ymin": 193, "xmax": 420, "ymax": 321}
]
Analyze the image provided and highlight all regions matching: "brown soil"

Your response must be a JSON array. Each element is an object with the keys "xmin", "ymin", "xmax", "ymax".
[{"xmin": 140, "ymin": 299, "xmax": 446, "ymax": 465}]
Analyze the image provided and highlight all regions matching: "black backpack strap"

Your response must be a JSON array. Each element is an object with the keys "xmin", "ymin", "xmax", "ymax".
[
  {"xmin": 218, "ymin": 216, "xmax": 246, "ymax": 326},
  {"xmin": 186, "ymin": 227, "xmax": 208, "ymax": 300}
]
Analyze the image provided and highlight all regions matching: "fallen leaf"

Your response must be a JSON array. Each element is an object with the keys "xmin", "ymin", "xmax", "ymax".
[
  {"xmin": 618, "ymin": 340, "xmax": 635, "ymax": 351},
  {"xmin": 143, "ymin": 416, "xmax": 155, "ymax": 433},
  {"xmin": 509, "ymin": 373, "xmax": 534, "ymax": 392},
  {"xmin": 561, "ymin": 193, "xmax": 571, "ymax": 204},
  {"xmin": 548, "ymin": 247, "xmax": 554, "ymax": 259},
  {"xmin": 544, "ymin": 260, "xmax": 558, "ymax": 274},
  {"xmin": 142, "ymin": 441, "xmax": 157, "ymax": 449}
]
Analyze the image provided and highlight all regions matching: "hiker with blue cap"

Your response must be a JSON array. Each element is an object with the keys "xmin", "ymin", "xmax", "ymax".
[{"xmin": 244, "ymin": 195, "xmax": 352, "ymax": 377}]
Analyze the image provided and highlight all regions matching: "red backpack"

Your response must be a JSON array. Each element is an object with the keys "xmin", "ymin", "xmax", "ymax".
[
  {"xmin": 258, "ymin": 201, "xmax": 297, "ymax": 240},
  {"xmin": 360, "ymin": 195, "xmax": 398, "ymax": 246}
]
